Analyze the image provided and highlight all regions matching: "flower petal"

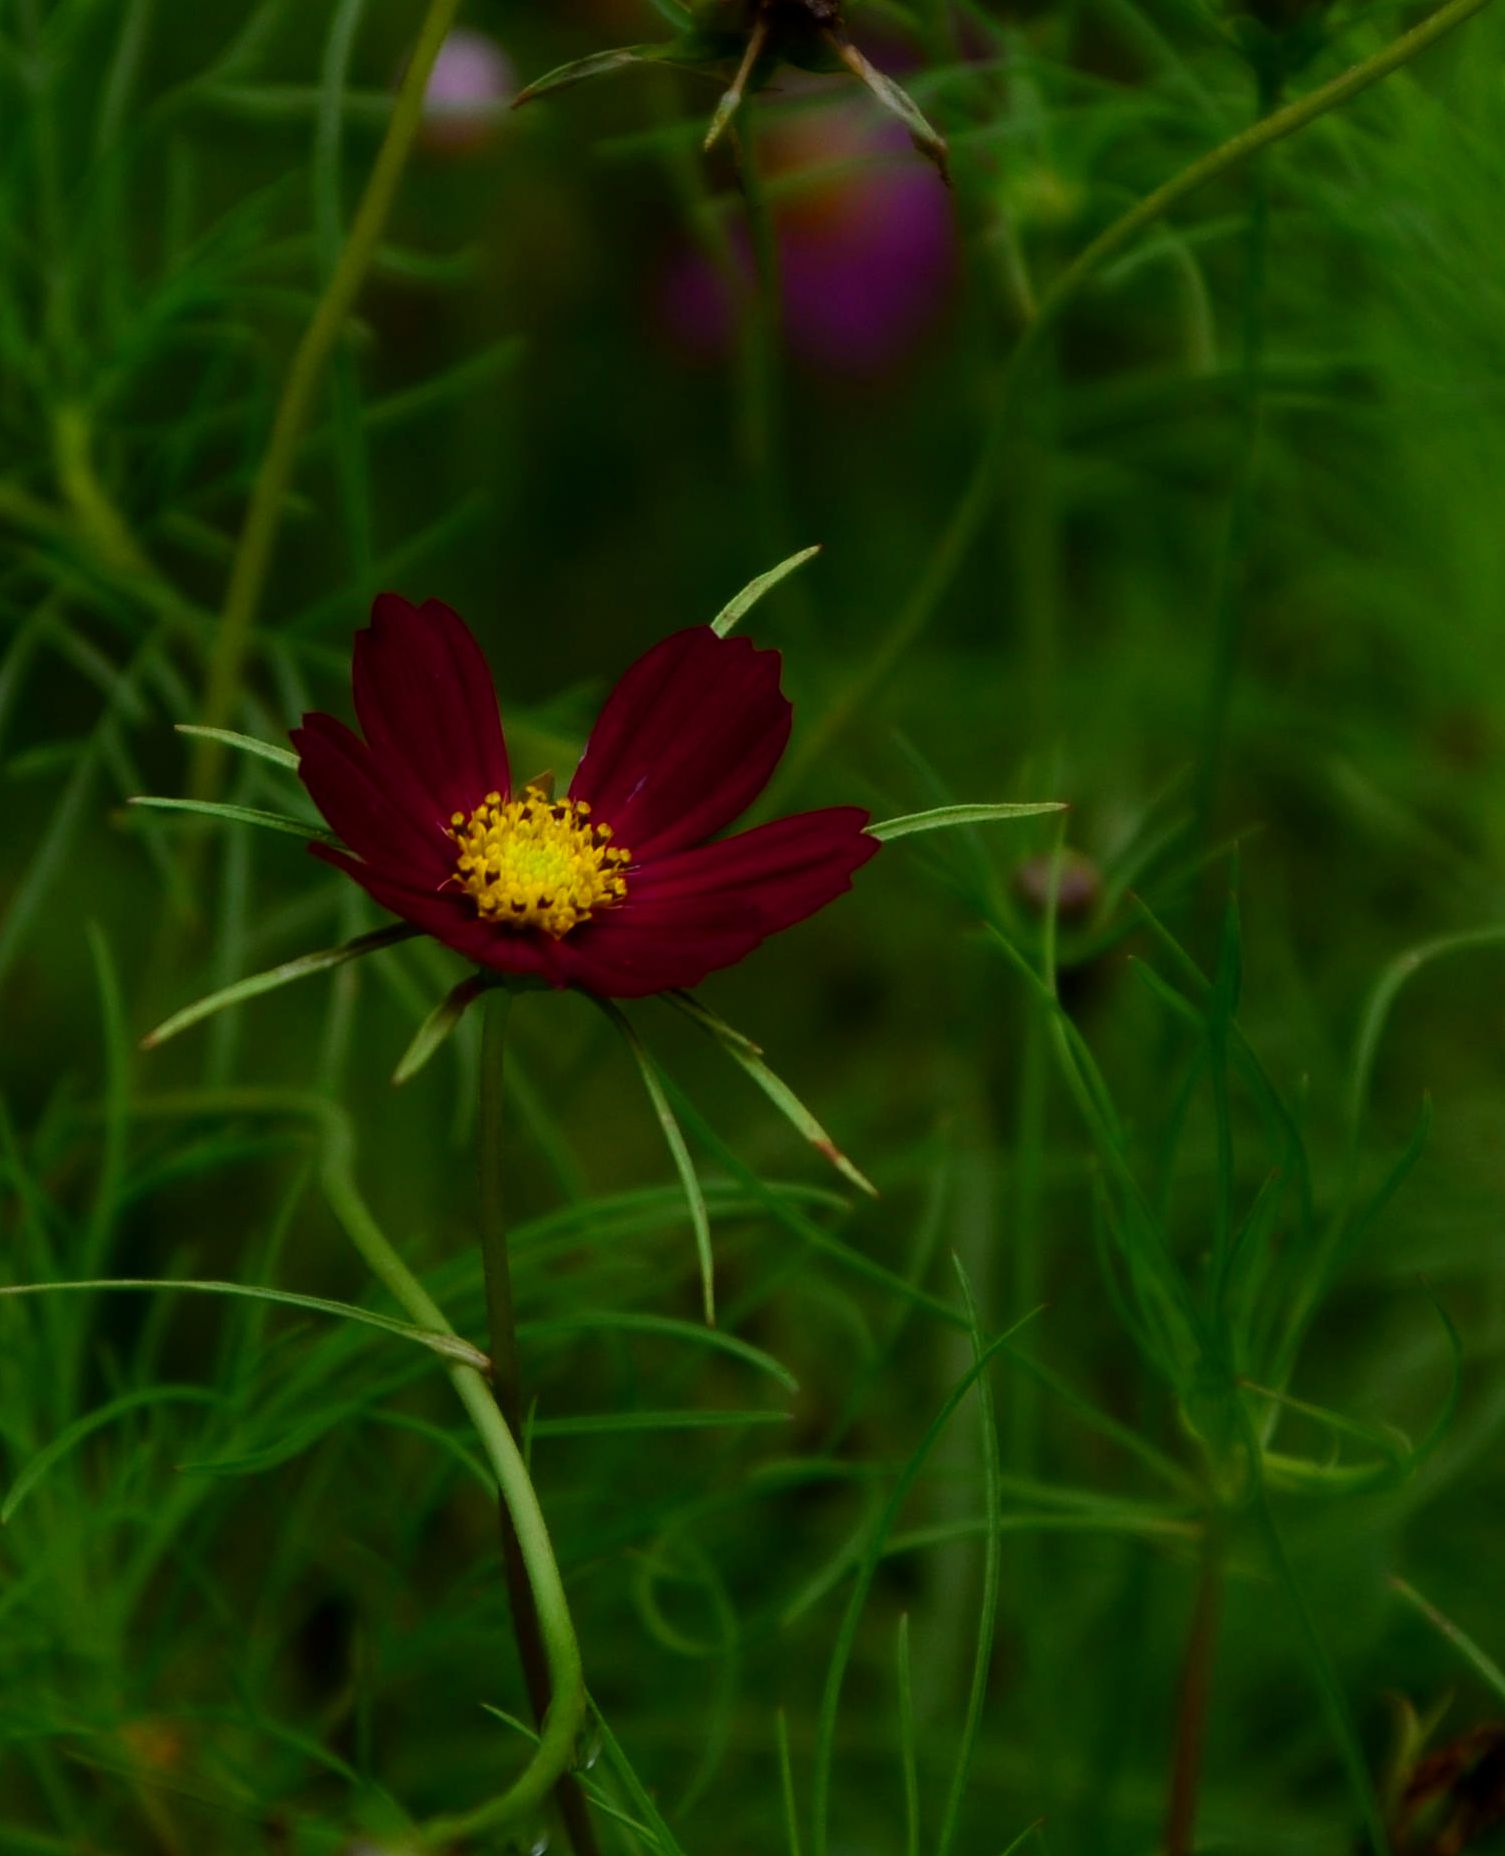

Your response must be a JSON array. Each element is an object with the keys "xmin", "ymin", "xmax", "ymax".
[
  {"xmin": 569, "ymin": 627, "xmax": 791, "ymax": 858},
  {"xmin": 351, "ymin": 593, "xmax": 510, "ymax": 824},
  {"xmin": 292, "ymin": 713, "xmax": 452, "ymax": 882},
  {"xmin": 551, "ymin": 807, "xmax": 879, "ymax": 996}
]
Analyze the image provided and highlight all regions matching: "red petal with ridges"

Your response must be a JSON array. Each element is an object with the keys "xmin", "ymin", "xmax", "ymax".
[
  {"xmin": 293, "ymin": 714, "xmax": 451, "ymax": 882},
  {"xmin": 569, "ymin": 627, "xmax": 791, "ymax": 858},
  {"xmin": 352, "ymin": 594, "xmax": 509, "ymax": 825},
  {"xmin": 552, "ymin": 807, "xmax": 879, "ymax": 996}
]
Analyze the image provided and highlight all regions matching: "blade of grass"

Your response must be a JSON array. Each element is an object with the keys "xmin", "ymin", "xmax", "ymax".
[
  {"xmin": 709, "ymin": 544, "xmax": 822, "ymax": 636},
  {"xmin": 596, "ymin": 1000, "xmax": 716, "ymax": 1325},
  {"xmin": 142, "ymin": 921, "xmax": 416, "ymax": 1047},
  {"xmin": 666, "ymin": 990, "xmax": 877, "ymax": 1197},
  {"xmin": 173, "ymin": 722, "xmax": 299, "ymax": 770}
]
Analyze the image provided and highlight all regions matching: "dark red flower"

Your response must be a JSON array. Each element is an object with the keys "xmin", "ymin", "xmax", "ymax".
[{"xmin": 291, "ymin": 595, "xmax": 879, "ymax": 998}]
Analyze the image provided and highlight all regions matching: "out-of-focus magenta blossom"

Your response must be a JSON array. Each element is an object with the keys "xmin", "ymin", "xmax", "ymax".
[
  {"xmin": 659, "ymin": 105, "xmax": 955, "ymax": 375},
  {"xmin": 419, "ymin": 28, "xmax": 516, "ymax": 154}
]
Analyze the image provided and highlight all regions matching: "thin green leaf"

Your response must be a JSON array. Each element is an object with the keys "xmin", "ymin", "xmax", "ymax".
[
  {"xmin": 868, "ymin": 801, "xmax": 1066, "ymax": 842},
  {"xmin": 896, "ymin": 1617, "xmax": 919, "ymax": 1856},
  {"xmin": 143, "ymin": 922, "xmax": 417, "ymax": 1048},
  {"xmin": 173, "ymin": 722, "xmax": 299, "ymax": 770},
  {"xmin": 590, "ymin": 1700, "xmax": 693, "ymax": 1856},
  {"xmin": 776, "ymin": 1709, "xmax": 803, "ymax": 1856},
  {"xmin": 519, "ymin": 1310, "xmax": 797, "ymax": 1393},
  {"xmin": 392, "ymin": 972, "xmax": 491, "ymax": 1085},
  {"xmin": 3, "ymin": 1385, "xmax": 220, "ymax": 1524},
  {"xmin": 531, "ymin": 1409, "xmax": 789, "ymax": 1438},
  {"xmin": 513, "ymin": 45, "xmax": 669, "ymax": 108},
  {"xmin": 127, "ymin": 794, "xmax": 338, "ymax": 843},
  {"xmin": 710, "ymin": 544, "xmax": 822, "ymax": 637},
  {"xmin": 1239, "ymin": 1404, "xmax": 1390, "ymax": 1856},
  {"xmin": 0, "ymin": 1277, "xmax": 489, "ymax": 1371},
  {"xmin": 1390, "ymin": 1574, "xmax": 1505, "ymax": 1705},
  {"xmin": 936, "ymin": 1261, "xmax": 1003, "ymax": 1856},
  {"xmin": 812, "ymin": 1308, "xmax": 1042, "ymax": 1856},
  {"xmin": 598, "ymin": 1000, "xmax": 716, "ymax": 1326},
  {"xmin": 1348, "ymin": 925, "xmax": 1505, "ymax": 1144},
  {"xmin": 667, "ymin": 991, "xmax": 877, "ymax": 1197}
]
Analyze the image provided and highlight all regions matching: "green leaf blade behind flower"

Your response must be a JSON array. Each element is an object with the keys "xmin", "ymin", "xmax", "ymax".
[
  {"xmin": 392, "ymin": 972, "xmax": 492, "ymax": 1085},
  {"xmin": 142, "ymin": 923, "xmax": 418, "ymax": 1048},
  {"xmin": 127, "ymin": 794, "xmax": 340, "ymax": 844},
  {"xmin": 597, "ymin": 1000, "xmax": 716, "ymax": 1326},
  {"xmin": 174, "ymin": 722, "xmax": 299, "ymax": 770},
  {"xmin": 710, "ymin": 545, "xmax": 822, "ymax": 637},
  {"xmin": 868, "ymin": 801, "xmax": 1067, "ymax": 842},
  {"xmin": 667, "ymin": 989, "xmax": 877, "ymax": 1197}
]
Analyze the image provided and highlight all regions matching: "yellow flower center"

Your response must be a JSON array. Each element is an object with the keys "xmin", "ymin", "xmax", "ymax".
[{"xmin": 449, "ymin": 786, "xmax": 631, "ymax": 939}]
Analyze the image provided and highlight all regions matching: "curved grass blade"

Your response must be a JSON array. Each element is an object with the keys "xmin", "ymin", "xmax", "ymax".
[
  {"xmin": 3, "ymin": 1385, "xmax": 221, "ymax": 1524},
  {"xmin": 597, "ymin": 1000, "xmax": 716, "ymax": 1326},
  {"xmin": 1389, "ymin": 1575, "xmax": 1505, "ymax": 1704},
  {"xmin": 667, "ymin": 991, "xmax": 877, "ymax": 1197},
  {"xmin": 519, "ymin": 1310, "xmax": 797, "ymax": 1393},
  {"xmin": 0, "ymin": 1277, "xmax": 489, "ymax": 1372},
  {"xmin": 174, "ymin": 722, "xmax": 299, "ymax": 770},
  {"xmin": 869, "ymin": 801, "xmax": 1066, "ymax": 842},
  {"xmin": 710, "ymin": 545, "xmax": 822, "ymax": 637},
  {"xmin": 143, "ymin": 921, "xmax": 417, "ymax": 1047},
  {"xmin": 513, "ymin": 44, "xmax": 670, "ymax": 108},
  {"xmin": 1348, "ymin": 925, "xmax": 1505, "ymax": 1145}
]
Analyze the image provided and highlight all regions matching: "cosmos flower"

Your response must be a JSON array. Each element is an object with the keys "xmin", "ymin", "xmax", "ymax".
[
  {"xmin": 515, "ymin": 0, "xmax": 948, "ymax": 178},
  {"xmin": 291, "ymin": 595, "xmax": 879, "ymax": 999}
]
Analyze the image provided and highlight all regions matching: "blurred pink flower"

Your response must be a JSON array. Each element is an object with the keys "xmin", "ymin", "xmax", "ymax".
[
  {"xmin": 419, "ymin": 28, "xmax": 515, "ymax": 154},
  {"xmin": 659, "ymin": 104, "xmax": 955, "ymax": 376}
]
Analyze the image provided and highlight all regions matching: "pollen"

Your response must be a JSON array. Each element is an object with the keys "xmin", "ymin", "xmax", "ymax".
[{"xmin": 449, "ymin": 786, "xmax": 631, "ymax": 938}]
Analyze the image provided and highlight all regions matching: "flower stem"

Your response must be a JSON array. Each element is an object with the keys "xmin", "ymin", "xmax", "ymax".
[
  {"xmin": 131, "ymin": 1086, "xmax": 587, "ymax": 1843},
  {"xmin": 1164, "ymin": 1521, "xmax": 1224, "ymax": 1856},
  {"xmin": 189, "ymin": 0, "xmax": 464, "ymax": 801},
  {"xmin": 479, "ymin": 991, "xmax": 523, "ymax": 1427},
  {"xmin": 478, "ymin": 992, "xmax": 601, "ymax": 1856},
  {"xmin": 1193, "ymin": 64, "xmax": 1282, "ymax": 837}
]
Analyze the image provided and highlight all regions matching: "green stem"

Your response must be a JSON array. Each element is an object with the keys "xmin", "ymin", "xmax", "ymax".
[
  {"xmin": 1237, "ymin": 1405, "xmax": 1390, "ymax": 1856},
  {"xmin": 784, "ymin": 0, "xmax": 1497, "ymax": 780},
  {"xmin": 480, "ymin": 991, "xmax": 523, "ymax": 1429},
  {"xmin": 190, "ymin": 0, "xmax": 464, "ymax": 799},
  {"xmin": 1194, "ymin": 65, "xmax": 1281, "ymax": 835},
  {"xmin": 478, "ymin": 995, "xmax": 601, "ymax": 1856},
  {"xmin": 1163, "ymin": 1519, "xmax": 1224, "ymax": 1856},
  {"xmin": 131, "ymin": 1088, "xmax": 587, "ymax": 1844}
]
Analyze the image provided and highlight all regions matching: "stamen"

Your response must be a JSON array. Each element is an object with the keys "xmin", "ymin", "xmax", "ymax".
[{"xmin": 449, "ymin": 785, "xmax": 631, "ymax": 938}]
